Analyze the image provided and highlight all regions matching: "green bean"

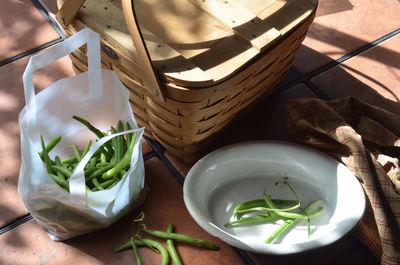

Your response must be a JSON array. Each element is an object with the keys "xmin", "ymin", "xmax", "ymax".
[
  {"xmin": 120, "ymin": 169, "xmax": 127, "ymax": 178},
  {"xmin": 38, "ymin": 135, "xmax": 61, "ymax": 161},
  {"xmin": 116, "ymin": 238, "xmax": 170, "ymax": 265},
  {"xmin": 262, "ymin": 193, "xmax": 310, "ymax": 219},
  {"xmin": 49, "ymin": 173, "xmax": 69, "ymax": 191},
  {"xmin": 40, "ymin": 134, "xmax": 54, "ymax": 174},
  {"xmin": 143, "ymin": 229, "xmax": 219, "ymax": 250},
  {"xmin": 92, "ymin": 178, "xmax": 103, "ymax": 191},
  {"xmin": 110, "ymin": 127, "xmax": 120, "ymax": 164},
  {"xmin": 235, "ymin": 181, "xmax": 301, "ymax": 216},
  {"xmin": 100, "ymin": 152, "xmax": 107, "ymax": 163},
  {"xmin": 225, "ymin": 213, "xmax": 279, "ymax": 227},
  {"xmin": 72, "ymin": 115, "xmax": 104, "ymax": 140},
  {"xmin": 81, "ymin": 140, "xmax": 92, "ymax": 158},
  {"xmin": 166, "ymin": 224, "xmax": 183, "ymax": 265},
  {"xmin": 52, "ymin": 165, "xmax": 72, "ymax": 179},
  {"xmin": 265, "ymin": 199, "xmax": 324, "ymax": 244},
  {"xmin": 54, "ymin": 156, "xmax": 66, "ymax": 179},
  {"xmin": 117, "ymin": 120, "xmax": 126, "ymax": 155},
  {"xmin": 61, "ymin": 156, "xmax": 77, "ymax": 165},
  {"xmin": 92, "ymin": 178, "xmax": 117, "ymax": 191},
  {"xmin": 131, "ymin": 238, "xmax": 144, "ymax": 265},
  {"xmin": 86, "ymin": 163, "xmax": 115, "ymax": 181},
  {"xmin": 125, "ymin": 122, "xmax": 132, "ymax": 147},
  {"xmin": 94, "ymin": 162, "xmax": 111, "ymax": 168},
  {"xmin": 72, "ymin": 144, "xmax": 82, "ymax": 161},
  {"xmin": 274, "ymin": 178, "xmax": 301, "ymax": 212},
  {"xmin": 265, "ymin": 218, "xmax": 295, "ymax": 244},
  {"xmin": 263, "ymin": 191, "xmax": 277, "ymax": 209},
  {"xmin": 233, "ymin": 199, "xmax": 298, "ymax": 217},
  {"xmin": 92, "ymin": 144, "xmax": 112, "ymax": 160},
  {"xmin": 104, "ymin": 132, "xmax": 137, "ymax": 179},
  {"xmin": 86, "ymin": 156, "xmax": 98, "ymax": 170},
  {"xmin": 72, "ymin": 115, "xmax": 113, "ymax": 159},
  {"xmin": 106, "ymin": 179, "xmax": 120, "ymax": 189}
]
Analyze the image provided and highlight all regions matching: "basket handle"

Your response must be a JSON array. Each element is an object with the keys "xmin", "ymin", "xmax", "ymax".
[{"xmin": 56, "ymin": 0, "xmax": 166, "ymax": 102}]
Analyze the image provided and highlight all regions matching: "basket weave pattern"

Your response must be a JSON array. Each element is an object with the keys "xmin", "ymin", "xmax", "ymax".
[{"xmin": 58, "ymin": 0, "xmax": 316, "ymax": 162}]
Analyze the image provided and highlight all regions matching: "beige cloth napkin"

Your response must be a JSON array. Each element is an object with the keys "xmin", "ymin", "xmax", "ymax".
[{"xmin": 286, "ymin": 97, "xmax": 400, "ymax": 265}]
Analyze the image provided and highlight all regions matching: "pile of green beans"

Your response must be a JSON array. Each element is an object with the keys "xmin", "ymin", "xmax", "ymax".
[
  {"xmin": 224, "ymin": 178, "xmax": 324, "ymax": 244},
  {"xmin": 116, "ymin": 223, "xmax": 219, "ymax": 265},
  {"xmin": 39, "ymin": 115, "xmax": 137, "ymax": 192}
]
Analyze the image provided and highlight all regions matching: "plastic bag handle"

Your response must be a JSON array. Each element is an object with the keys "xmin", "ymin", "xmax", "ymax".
[
  {"xmin": 69, "ymin": 127, "xmax": 145, "ymax": 205},
  {"xmin": 22, "ymin": 28, "xmax": 102, "ymax": 130}
]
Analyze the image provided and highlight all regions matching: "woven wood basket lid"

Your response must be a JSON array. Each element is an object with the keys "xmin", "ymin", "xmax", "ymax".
[{"xmin": 57, "ymin": 0, "xmax": 317, "ymax": 88}]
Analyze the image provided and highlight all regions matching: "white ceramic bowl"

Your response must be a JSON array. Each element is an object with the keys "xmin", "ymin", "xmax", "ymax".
[{"xmin": 183, "ymin": 141, "xmax": 365, "ymax": 255}]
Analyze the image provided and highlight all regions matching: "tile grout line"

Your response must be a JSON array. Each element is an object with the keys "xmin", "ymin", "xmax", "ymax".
[
  {"xmin": 0, "ymin": 214, "xmax": 33, "ymax": 235},
  {"xmin": 234, "ymin": 249, "xmax": 258, "ymax": 265},
  {"xmin": 30, "ymin": 0, "xmax": 65, "ymax": 39},
  {"xmin": 0, "ymin": 0, "xmax": 65, "ymax": 67},
  {"xmin": 282, "ymin": 27, "xmax": 400, "ymax": 100},
  {"xmin": 305, "ymin": 27, "xmax": 400, "ymax": 81},
  {"xmin": 144, "ymin": 136, "xmax": 186, "ymax": 185},
  {"xmin": 0, "ymin": 38, "xmax": 63, "ymax": 67}
]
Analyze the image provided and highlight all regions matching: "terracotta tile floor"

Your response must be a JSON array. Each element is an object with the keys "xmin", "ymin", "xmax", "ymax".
[{"xmin": 1, "ymin": 0, "xmax": 399, "ymax": 264}]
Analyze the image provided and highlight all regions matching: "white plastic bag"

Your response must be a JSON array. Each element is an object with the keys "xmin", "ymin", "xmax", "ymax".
[{"xmin": 18, "ymin": 28, "xmax": 146, "ymax": 240}]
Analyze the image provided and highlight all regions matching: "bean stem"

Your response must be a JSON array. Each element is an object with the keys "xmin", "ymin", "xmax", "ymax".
[
  {"xmin": 104, "ymin": 132, "xmax": 137, "ymax": 179},
  {"xmin": 143, "ymin": 229, "xmax": 219, "ymax": 250},
  {"xmin": 265, "ymin": 199, "xmax": 324, "ymax": 244},
  {"xmin": 166, "ymin": 224, "xmax": 183, "ymax": 265}
]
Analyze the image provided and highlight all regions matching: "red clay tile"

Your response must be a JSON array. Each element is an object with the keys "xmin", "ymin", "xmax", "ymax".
[
  {"xmin": 0, "ymin": 0, "xmax": 60, "ymax": 62},
  {"xmin": 310, "ymin": 34, "xmax": 400, "ymax": 116},
  {"xmin": 294, "ymin": 0, "xmax": 400, "ymax": 74},
  {"xmin": 0, "ymin": 157, "xmax": 245, "ymax": 265},
  {"xmin": 0, "ymin": 54, "xmax": 75, "ymax": 227},
  {"xmin": 39, "ymin": 0, "xmax": 59, "ymax": 15},
  {"xmin": 141, "ymin": 138, "xmax": 153, "ymax": 156},
  {"xmin": 165, "ymin": 152, "xmax": 194, "ymax": 177}
]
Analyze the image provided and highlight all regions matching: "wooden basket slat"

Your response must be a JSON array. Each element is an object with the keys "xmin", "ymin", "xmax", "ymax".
[
  {"xmin": 187, "ymin": 0, "xmax": 282, "ymax": 52},
  {"xmin": 57, "ymin": 0, "xmax": 317, "ymax": 162}
]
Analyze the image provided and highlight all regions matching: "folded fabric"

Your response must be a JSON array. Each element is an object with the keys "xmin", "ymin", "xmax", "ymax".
[{"xmin": 286, "ymin": 96, "xmax": 400, "ymax": 265}]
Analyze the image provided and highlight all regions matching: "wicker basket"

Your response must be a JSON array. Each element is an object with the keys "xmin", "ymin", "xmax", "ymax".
[{"xmin": 56, "ymin": 0, "xmax": 317, "ymax": 162}]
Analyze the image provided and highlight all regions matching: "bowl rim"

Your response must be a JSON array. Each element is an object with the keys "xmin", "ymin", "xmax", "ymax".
[{"xmin": 183, "ymin": 140, "xmax": 366, "ymax": 255}]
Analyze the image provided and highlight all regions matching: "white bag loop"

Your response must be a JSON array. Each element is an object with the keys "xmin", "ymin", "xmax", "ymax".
[
  {"xmin": 69, "ymin": 128, "xmax": 144, "ymax": 206},
  {"xmin": 22, "ymin": 28, "xmax": 102, "ymax": 131}
]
